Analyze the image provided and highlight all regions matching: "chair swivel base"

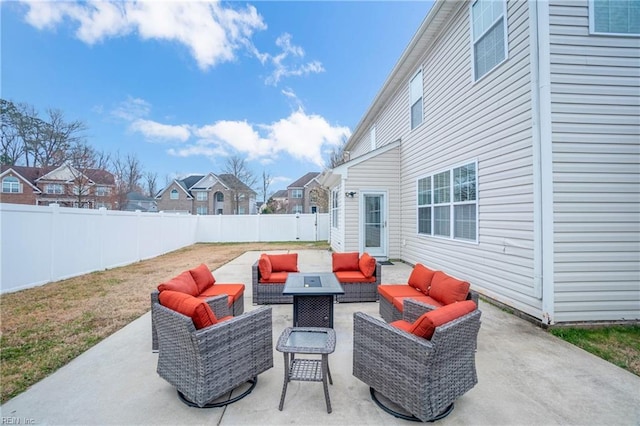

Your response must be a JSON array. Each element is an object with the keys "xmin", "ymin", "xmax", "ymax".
[
  {"xmin": 178, "ymin": 377, "xmax": 258, "ymax": 408},
  {"xmin": 370, "ymin": 388, "xmax": 454, "ymax": 422}
]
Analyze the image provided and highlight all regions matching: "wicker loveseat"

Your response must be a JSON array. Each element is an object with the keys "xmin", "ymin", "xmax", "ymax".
[
  {"xmin": 353, "ymin": 298, "xmax": 481, "ymax": 422},
  {"xmin": 378, "ymin": 263, "xmax": 478, "ymax": 323},
  {"xmin": 151, "ymin": 263, "xmax": 245, "ymax": 351},
  {"xmin": 331, "ymin": 252, "xmax": 381, "ymax": 302},
  {"xmin": 153, "ymin": 291, "xmax": 273, "ymax": 408},
  {"xmin": 252, "ymin": 253, "xmax": 299, "ymax": 304}
]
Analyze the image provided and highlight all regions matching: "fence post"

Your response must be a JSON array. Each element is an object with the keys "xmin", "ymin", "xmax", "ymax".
[{"xmin": 49, "ymin": 203, "xmax": 60, "ymax": 283}]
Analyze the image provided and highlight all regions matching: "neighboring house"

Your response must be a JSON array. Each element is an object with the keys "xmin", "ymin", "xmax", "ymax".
[
  {"xmin": 286, "ymin": 172, "xmax": 327, "ymax": 214},
  {"xmin": 124, "ymin": 192, "xmax": 158, "ymax": 212},
  {"xmin": 0, "ymin": 164, "xmax": 117, "ymax": 209},
  {"xmin": 321, "ymin": 0, "xmax": 639, "ymax": 325},
  {"xmin": 265, "ymin": 189, "xmax": 288, "ymax": 213},
  {"xmin": 156, "ymin": 173, "xmax": 257, "ymax": 215}
]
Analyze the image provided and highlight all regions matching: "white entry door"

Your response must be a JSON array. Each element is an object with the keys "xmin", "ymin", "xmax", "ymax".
[{"xmin": 362, "ymin": 192, "xmax": 386, "ymax": 258}]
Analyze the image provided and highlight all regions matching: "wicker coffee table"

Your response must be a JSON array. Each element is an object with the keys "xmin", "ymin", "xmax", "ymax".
[{"xmin": 276, "ymin": 327, "xmax": 336, "ymax": 413}]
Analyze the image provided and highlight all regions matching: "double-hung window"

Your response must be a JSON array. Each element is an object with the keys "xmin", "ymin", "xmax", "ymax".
[
  {"xmin": 291, "ymin": 189, "xmax": 303, "ymax": 198},
  {"xmin": 47, "ymin": 183, "xmax": 64, "ymax": 194},
  {"xmin": 417, "ymin": 161, "xmax": 477, "ymax": 242},
  {"xmin": 196, "ymin": 206, "xmax": 207, "ymax": 215},
  {"xmin": 590, "ymin": 0, "xmax": 640, "ymax": 35},
  {"xmin": 196, "ymin": 191, "xmax": 207, "ymax": 201},
  {"xmin": 471, "ymin": 0, "xmax": 507, "ymax": 81},
  {"xmin": 2, "ymin": 176, "xmax": 20, "ymax": 193},
  {"xmin": 170, "ymin": 189, "xmax": 179, "ymax": 199},
  {"xmin": 410, "ymin": 70, "xmax": 423, "ymax": 130}
]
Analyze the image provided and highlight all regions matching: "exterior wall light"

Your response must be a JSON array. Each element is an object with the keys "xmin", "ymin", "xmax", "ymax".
[{"xmin": 345, "ymin": 191, "xmax": 357, "ymax": 198}]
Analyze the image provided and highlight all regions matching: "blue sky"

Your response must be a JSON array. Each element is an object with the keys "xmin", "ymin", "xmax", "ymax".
[{"xmin": 2, "ymin": 0, "xmax": 433, "ymax": 194}]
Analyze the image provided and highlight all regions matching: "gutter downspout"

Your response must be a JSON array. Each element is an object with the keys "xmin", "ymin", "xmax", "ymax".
[{"xmin": 532, "ymin": 0, "xmax": 555, "ymax": 325}]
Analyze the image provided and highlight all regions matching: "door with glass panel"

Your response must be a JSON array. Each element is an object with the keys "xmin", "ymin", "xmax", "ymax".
[{"xmin": 362, "ymin": 193, "xmax": 386, "ymax": 258}]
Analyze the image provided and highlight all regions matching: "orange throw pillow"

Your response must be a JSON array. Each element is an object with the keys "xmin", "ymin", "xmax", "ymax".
[
  {"xmin": 429, "ymin": 271, "xmax": 470, "ymax": 305},
  {"xmin": 157, "ymin": 271, "xmax": 199, "ymax": 296},
  {"xmin": 158, "ymin": 290, "xmax": 218, "ymax": 330},
  {"xmin": 332, "ymin": 252, "xmax": 360, "ymax": 272},
  {"xmin": 258, "ymin": 254, "xmax": 272, "ymax": 279},
  {"xmin": 407, "ymin": 263, "xmax": 436, "ymax": 294},
  {"xmin": 189, "ymin": 264, "xmax": 216, "ymax": 293},
  {"xmin": 358, "ymin": 253, "xmax": 376, "ymax": 278},
  {"xmin": 409, "ymin": 300, "xmax": 477, "ymax": 340},
  {"xmin": 269, "ymin": 253, "xmax": 298, "ymax": 272}
]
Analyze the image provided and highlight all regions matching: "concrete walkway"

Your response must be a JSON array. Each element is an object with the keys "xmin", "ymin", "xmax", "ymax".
[{"xmin": 2, "ymin": 250, "xmax": 639, "ymax": 425}]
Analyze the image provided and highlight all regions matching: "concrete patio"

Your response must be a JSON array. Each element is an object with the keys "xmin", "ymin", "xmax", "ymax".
[{"xmin": 1, "ymin": 250, "xmax": 639, "ymax": 425}]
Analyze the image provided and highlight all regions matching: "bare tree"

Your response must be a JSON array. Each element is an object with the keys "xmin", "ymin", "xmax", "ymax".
[
  {"xmin": 326, "ymin": 136, "xmax": 349, "ymax": 169},
  {"xmin": 1, "ymin": 100, "xmax": 24, "ymax": 164},
  {"xmin": 37, "ymin": 109, "xmax": 86, "ymax": 167},
  {"xmin": 144, "ymin": 171, "xmax": 158, "ymax": 198},
  {"xmin": 260, "ymin": 170, "xmax": 272, "ymax": 203},
  {"xmin": 223, "ymin": 155, "xmax": 257, "ymax": 214},
  {"xmin": 67, "ymin": 142, "xmax": 108, "ymax": 208},
  {"xmin": 112, "ymin": 152, "xmax": 143, "ymax": 210}
]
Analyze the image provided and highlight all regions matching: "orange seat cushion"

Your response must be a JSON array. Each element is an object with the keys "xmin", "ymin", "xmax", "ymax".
[
  {"xmin": 189, "ymin": 264, "xmax": 216, "ymax": 294},
  {"xmin": 409, "ymin": 300, "xmax": 477, "ymax": 340},
  {"xmin": 407, "ymin": 263, "xmax": 436, "ymax": 294},
  {"xmin": 392, "ymin": 295, "xmax": 443, "ymax": 311},
  {"xmin": 269, "ymin": 254, "xmax": 298, "ymax": 272},
  {"xmin": 429, "ymin": 271, "xmax": 470, "ymax": 305},
  {"xmin": 378, "ymin": 285, "xmax": 423, "ymax": 304},
  {"xmin": 259, "ymin": 271, "xmax": 289, "ymax": 283},
  {"xmin": 157, "ymin": 271, "xmax": 199, "ymax": 296},
  {"xmin": 334, "ymin": 271, "xmax": 376, "ymax": 283},
  {"xmin": 258, "ymin": 254, "xmax": 272, "ymax": 279},
  {"xmin": 332, "ymin": 252, "xmax": 360, "ymax": 272},
  {"xmin": 199, "ymin": 283, "xmax": 245, "ymax": 305},
  {"xmin": 390, "ymin": 319, "xmax": 413, "ymax": 333},
  {"xmin": 159, "ymin": 290, "xmax": 218, "ymax": 330},
  {"xmin": 358, "ymin": 253, "xmax": 376, "ymax": 278}
]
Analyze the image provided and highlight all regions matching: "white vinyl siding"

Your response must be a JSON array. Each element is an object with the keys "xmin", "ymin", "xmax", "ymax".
[
  {"xmin": 471, "ymin": 0, "xmax": 508, "ymax": 80},
  {"xmin": 410, "ymin": 70, "xmax": 423, "ymax": 130},
  {"xmin": 590, "ymin": 0, "xmax": 640, "ymax": 35},
  {"xmin": 549, "ymin": 0, "xmax": 640, "ymax": 322}
]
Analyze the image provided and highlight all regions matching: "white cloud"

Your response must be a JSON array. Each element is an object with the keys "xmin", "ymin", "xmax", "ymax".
[
  {"xmin": 130, "ymin": 119, "xmax": 191, "ymax": 142},
  {"xmin": 19, "ymin": 0, "xmax": 266, "ymax": 70},
  {"xmin": 111, "ymin": 96, "xmax": 151, "ymax": 121},
  {"xmin": 258, "ymin": 33, "xmax": 325, "ymax": 86}
]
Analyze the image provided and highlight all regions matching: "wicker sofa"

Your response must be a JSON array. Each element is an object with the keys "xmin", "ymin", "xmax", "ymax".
[
  {"xmin": 378, "ymin": 263, "xmax": 478, "ymax": 323},
  {"xmin": 353, "ymin": 298, "xmax": 481, "ymax": 421},
  {"xmin": 252, "ymin": 253, "xmax": 299, "ymax": 304},
  {"xmin": 151, "ymin": 263, "xmax": 245, "ymax": 351},
  {"xmin": 331, "ymin": 252, "xmax": 381, "ymax": 302},
  {"xmin": 153, "ymin": 291, "xmax": 273, "ymax": 408}
]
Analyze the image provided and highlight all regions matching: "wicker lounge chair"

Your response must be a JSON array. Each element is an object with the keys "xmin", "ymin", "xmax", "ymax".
[
  {"xmin": 353, "ymin": 299, "xmax": 481, "ymax": 422},
  {"xmin": 152, "ymin": 301, "xmax": 273, "ymax": 408}
]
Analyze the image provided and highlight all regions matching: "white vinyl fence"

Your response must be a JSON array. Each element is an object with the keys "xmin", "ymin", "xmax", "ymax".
[{"xmin": 0, "ymin": 203, "xmax": 328, "ymax": 294}]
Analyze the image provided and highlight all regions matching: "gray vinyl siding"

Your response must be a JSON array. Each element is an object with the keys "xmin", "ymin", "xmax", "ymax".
[
  {"xmin": 549, "ymin": 0, "xmax": 640, "ymax": 321},
  {"xmin": 395, "ymin": 1, "xmax": 544, "ymax": 318},
  {"xmin": 342, "ymin": 146, "xmax": 401, "ymax": 256}
]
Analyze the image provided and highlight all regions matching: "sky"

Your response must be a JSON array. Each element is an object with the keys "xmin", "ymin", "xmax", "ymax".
[{"xmin": 1, "ymin": 0, "xmax": 433, "ymax": 195}]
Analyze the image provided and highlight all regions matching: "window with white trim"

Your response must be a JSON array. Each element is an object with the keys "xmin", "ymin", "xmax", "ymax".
[
  {"xmin": 196, "ymin": 191, "xmax": 207, "ymax": 201},
  {"xmin": 291, "ymin": 189, "xmax": 303, "ymax": 198},
  {"xmin": 2, "ymin": 176, "xmax": 20, "ymax": 193},
  {"xmin": 590, "ymin": 0, "xmax": 640, "ymax": 35},
  {"xmin": 215, "ymin": 192, "xmax": 224, "ymax": 202},
  {"xmin": 331, "ymin": 189, "xmax": 339, "ymax": 228},
  {"xmin": 196, "ymin": 206, "xmax": 207, "ymax": 215},
  {"xmin": 95, "ymin": 186, "xmax": 109, "ymax": 196},
  {"xmin": 471, "ymin": 0, "xmax": 507, "ymax": 81},
  {"xmin": 293, "ymin": 205, "xmax": 303, "ymax": 214},
  {"xmin": 417, "ymin": 161, "xmax": 477, "ymax": 242},
  {"xmin": 46, "ymin": 183, "xmax": 64, "ymax": 194},
  {"xmin": 170, "ymin": 189, "xmax": 179, "ymax": 200},
  {"xmin": 410, "ymin": 70, "xmax": 423, "ymax": 130}
]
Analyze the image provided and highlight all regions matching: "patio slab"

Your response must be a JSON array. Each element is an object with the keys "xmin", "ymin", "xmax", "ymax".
[{"xmin": 1, "ymin": 250, "xmax": 639, "ymax": 425}]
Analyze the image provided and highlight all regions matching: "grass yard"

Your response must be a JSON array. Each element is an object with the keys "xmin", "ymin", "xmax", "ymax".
[{"xmin": 0, "ymin": 241, "xmax": 328, "ymax": 403}]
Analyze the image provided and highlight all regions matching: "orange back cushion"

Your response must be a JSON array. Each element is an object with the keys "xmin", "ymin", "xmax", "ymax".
[
  {"xmin": 358, "ymin": 252, "xmax": 376, "ymax": 278},
  {"xmin": 258, "ymin": 254, "xmax": 272, "ymax": 279},
  {"xmin": 407, "ymin": 263, "xmax": 436, "ymax": 294},
  {"xmin": 409, "ymin": 300, "xmax": 477, "ymax": 340},
  {"xmin": 157, "ymin": 271, "xmax": 199, "ymax": 296},
  {"xmin": 269, "ymin": 253, "xmax": 299, "ymax": 272},
  {"xmin": 158, "ymin": 290, "xmax": 218, "ymax": 330},
  {"xmin": 189, "ymin": 264, "xmax": 216, "ymax": 293},
  {"xmin": 332, "ymin": 252, "xmax": 360, "ymax": 272},
  {"xmin": 429, "ymin": 271, "xmax": 470, "ymax": 305}
]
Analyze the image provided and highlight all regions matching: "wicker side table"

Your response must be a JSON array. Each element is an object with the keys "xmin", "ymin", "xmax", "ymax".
[{"xmin": 276, "ymin": 327, "xmax": 336, "ymax": 413}]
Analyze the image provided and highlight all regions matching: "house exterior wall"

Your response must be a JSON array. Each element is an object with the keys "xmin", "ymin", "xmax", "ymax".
[
  {"xmin": 0, "ymin": 172, "xmax": 38, "ymax": 205},
  {"xmin": 548, "ymin": 0, "xmax": 640, "ymax": 322},
  {"xmin": 156, "ymin": 183, "xmax": 192, "ymax": 213}
]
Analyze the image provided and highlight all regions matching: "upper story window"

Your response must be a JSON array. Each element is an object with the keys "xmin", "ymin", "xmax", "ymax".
[
  {"xmin": 95, "ymin": 186, "xmax": 109, "ymax": 196},
  {"xmin": 291, "ymin": 189, "xmax": 303, "ymax": 198},
  {"xmin": 2, "ymin": 176, "xmax": 20, "ymax": 193},
  {"xmin": 471, "ymin": 0, "xmax": 507, "ymax": 81},
  {"xmin": 170, "ymin": 189, "xmax": 179, "ymax": 200},
  {"xmin": 417, "ymin": 161, "xmax": 477, "ymax": 242},
  {"xmin": 215, "ymin": 192, "xmax": 224, "ymax": 202},
  {"xmin": 46, "ymin": 183, "xmax": 64, "ymax": 194},
  {"xmin": 590, "ymin": 0, "xmax": 640, "ymax": 35},
  {"xmin": 410, "ymin": 70, "xmax": 423, "ymax": 130},
  {"xmin": 196, "ymin": 191, "xmax": 207, "ymax": 201}
]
